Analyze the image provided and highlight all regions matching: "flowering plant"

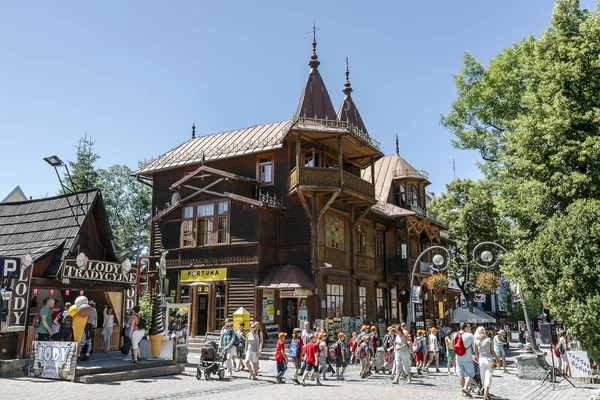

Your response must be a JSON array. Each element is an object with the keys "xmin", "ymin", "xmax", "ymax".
[
  {"xmin": 476, "ymin": 271, "xmax": 499, "ymax": 292},
  {"xmin": 426, "ymin": 273, "xmax": 449, "ymax": 292}
]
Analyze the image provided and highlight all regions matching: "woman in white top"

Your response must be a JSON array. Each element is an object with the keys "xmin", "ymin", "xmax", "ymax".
[
  {"xmin": 425, "ymin": 327, "xmax": 440, "ymax": 372},
  {"xmin": 244, "ymin": 322, "xmax": 261, "ymax": 380},
  {"xmin": 392, "ymin": 329, "xmax": 412, "ymax": 384},
  {"xmin": 474, "ymin": 326, "xmax": 497, "ymax": 400},
  {"xmin": 101, "ymin": 306, "xmax": 115, "ymax": 353}
]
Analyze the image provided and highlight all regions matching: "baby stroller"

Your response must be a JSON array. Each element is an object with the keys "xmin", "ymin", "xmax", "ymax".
[
  {"xmin": 470, "ymin": 356, "xmax": 483, "ymax": 396},
  {"xmin": 196, "ymin": 341, "xmax": 226, "ymax": 380}
]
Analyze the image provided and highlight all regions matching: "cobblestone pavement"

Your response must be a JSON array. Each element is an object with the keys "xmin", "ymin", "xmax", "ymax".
[{"xmin": 2, "ymin": 354, "xmax": 598, "ymax": 400}]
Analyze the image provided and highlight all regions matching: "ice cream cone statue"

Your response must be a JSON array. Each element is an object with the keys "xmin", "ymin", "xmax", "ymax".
[{"xmin": 72, "ymin": 296, "xmax": 92, "ymax": 343}]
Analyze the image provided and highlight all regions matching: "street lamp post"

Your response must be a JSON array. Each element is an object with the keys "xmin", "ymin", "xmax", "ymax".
[
  {"xmin": 471, "ymin": 242, "xmax": 537, "ymax": 351},
  {"xmin": 406, "ymin": 246, "xmax": 451, "ymax": 331},
  {"xmin": 1, "ymin": 282, "xmax": 13, "ymax": 328}
]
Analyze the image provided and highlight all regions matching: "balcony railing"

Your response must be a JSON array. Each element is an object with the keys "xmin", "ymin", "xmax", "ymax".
[
  {"xmin": 406, "ymin": 204, "xmax": 445, "ymax": 226},
  {"xmin": 288, "ymin": 167, "xmax": 375, "ymax": 200}
]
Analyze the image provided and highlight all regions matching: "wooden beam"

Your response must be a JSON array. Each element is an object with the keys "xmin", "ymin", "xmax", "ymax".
[
  {"xmin": 317, "ymin": 189, "xmax": 342, "ymax": 221},
  {"xmin": 181, "ymin": 178, "xmax": 225, "ymax": 200},
  {"xmin": 352, "ymin": 205, "xmax": 373, "ymax": 230},
  {"xmin": 338, "ymin": 135, "xmax": 344, "ymax": 184},
  {"xmin": 298, "ymin": 191, "xmax": 313, "ymax": 222},
  {"xmin": 296, "ymin": 134, "xmax": 301, "ymax": 170},
  {"xmin": 370, "ymin": 156, "xmax": 376, "ymax": 187}
]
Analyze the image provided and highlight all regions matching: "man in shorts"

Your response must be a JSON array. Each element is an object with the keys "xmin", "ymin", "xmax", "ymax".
[
  {"xmin": 456, "ymin": 322, "xmax": 475, "ymax": 398},
  {"xmin": 493, "ymin": 329, "xmax": 508, "ymax": 373}
]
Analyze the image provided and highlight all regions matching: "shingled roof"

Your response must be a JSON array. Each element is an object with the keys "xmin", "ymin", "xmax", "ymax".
[{"xmin": 0, "ymin": 189, "xmax": 115, "ymax": 277}]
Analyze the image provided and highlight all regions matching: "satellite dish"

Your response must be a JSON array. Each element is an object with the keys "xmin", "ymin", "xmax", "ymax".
[{"xmin": 171, "ymin": 192, "xmax": 181, "ymax": 206}]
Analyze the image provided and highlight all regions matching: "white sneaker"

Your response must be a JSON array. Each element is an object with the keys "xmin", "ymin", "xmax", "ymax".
[{"xmin": 123, "ymin": 357, "xmax": 132, "ymax": 361}]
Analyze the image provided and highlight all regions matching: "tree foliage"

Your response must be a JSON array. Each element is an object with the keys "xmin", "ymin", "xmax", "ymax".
[
  {"xmin": 441, "ymin": 0, "xmax": 600, "ymax": 355},
  {"xmin": 62, "ymin": 136, "xmax": 151, "ymax": 262},
  {"xmin": 427, "ymin": 178, "xmax": 507, "ymax": 311}
]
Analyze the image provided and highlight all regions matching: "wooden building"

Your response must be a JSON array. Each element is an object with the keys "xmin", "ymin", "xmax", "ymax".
[
  {"xmin": 134, "ymin": 38, "xmax": 453, "ymax": 337},
  {"xmin": 0, "ymin": 190, "xmax": 136, "ymax": 358}
]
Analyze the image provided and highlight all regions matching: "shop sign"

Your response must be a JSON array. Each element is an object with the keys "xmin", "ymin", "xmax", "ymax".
[
  {"xmin": 123, "ymin": 285, "xmax": 137, "ymax": 316},
  {"xmin": 7, "ymin": 259, "xmax": 34, "ymax": 332},
  {"xmin": 567, "ymin": 351, "xmax": 593, "ymax": 377},
  {"xmin": 62, "ymin": 259, "xmax": 137, "ymax": 284},
  {"xmin": 262, "ymin": 290, "xmax": 275, "ymax": 324},
  {"xmin": 205, "ymin": 332, "xmax": 221, "ymax": 344},
  {"xmin": 0, "ymin": 256, "xmax": 20, "ymax": 278},
  {"xmin": 30, "ymin": 341, "xmax": 79, "ymax": 381},
  {"xmin": 410, "ymin": 285, "xmax": 422, "ymax": 304},
  {"xmin": 280, "ymin": 289, "xmax": 312, "ymax": 298},
  {"xmin": 390, "ymin": 287, "xmax": 398, "ymax": 319},
  {"xmin": 180, "ymin": 268, "xmax": 227, "ymax": 282}
]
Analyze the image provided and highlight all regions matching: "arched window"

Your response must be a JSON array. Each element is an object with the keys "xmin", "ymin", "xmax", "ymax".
[
  {"xmin": 394, "ymin": 184, "xmax": 406, "ymax": 207},
  {"xmin": 408, "ymin": 184, "xmax": 419, "ymax": 209}
]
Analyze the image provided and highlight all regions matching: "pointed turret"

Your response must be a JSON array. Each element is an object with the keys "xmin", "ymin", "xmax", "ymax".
[
  {"xmin": 294, "ymin": 24, "xmax": 337, "ymax": 120},
  {"xmin": 337, "ymin": 57, "xmax": 367, "ymax": 133}
]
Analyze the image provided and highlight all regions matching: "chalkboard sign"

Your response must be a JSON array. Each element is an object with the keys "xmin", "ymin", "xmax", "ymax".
[{"xmin": 265, "ymin": 324, "xmax": 280, "ymax": 339}]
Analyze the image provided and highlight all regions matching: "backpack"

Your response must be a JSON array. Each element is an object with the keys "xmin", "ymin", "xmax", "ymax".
[
  {"xmin": 232, "ymin": 331, "xmax": 240, "ymax": 347},
  {"xmin": 33, "ymin": 310, "xmax": 41, "ymax": 328},
  {"xmin": 329, "ymin": 342, "xmax": 338, "ymax": 359},
  {"xmin": 553, "ymin": 344, "xmax": 561, "ymax": 358},
  {"xmin": 412, "ymin": 337, "xmax": 424, "ymax": 353},
  {"xmin": 290, "ymin": 339, "xmax": 299, "ymax": 358},
  {"xmin": 356, "ymin": 343, "xmax": 367, "ymax": 360},
  {"xmin": 136, "ymin": 314, "xmax": 147, "ymax": 330},
  {"xmin": 557, "ymin": 340, "xmax": 566, "ymax": 355},
  {"xmin": 453, "ymin": 332, "xmax": 468, "ymax": 357}
]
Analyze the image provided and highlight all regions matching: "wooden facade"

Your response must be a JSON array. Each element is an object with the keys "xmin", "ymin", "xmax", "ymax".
[{"xmin": 135, "ymin": 41, "xmax": 455, "ymax": 337}]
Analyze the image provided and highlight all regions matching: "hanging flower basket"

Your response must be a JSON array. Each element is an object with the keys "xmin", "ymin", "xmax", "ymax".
[
  {"xmin": 426, "ymin": 273, "xmax": 449, "ymax": 293},
  {"xmin": 476, "ymin": 271, "xmax": 499, "ymax": 292}
]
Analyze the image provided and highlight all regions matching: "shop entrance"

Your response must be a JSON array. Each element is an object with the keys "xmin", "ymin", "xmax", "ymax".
[
  {"xmin": 282, "ymin": 298, "xmax": 297, "ymax": 336},
  {"xmin": 197, "ymin": 294, "xmax": 208, "ymax": 336}
]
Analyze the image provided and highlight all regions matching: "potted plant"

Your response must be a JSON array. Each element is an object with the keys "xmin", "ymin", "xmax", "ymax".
[
  {"xmin": 426, "ymin": 273, "xmax": 449, "ymax": 293},
  {"xmin": 476, "ymin": 271, "xmax": 499, "ymax": 292}
]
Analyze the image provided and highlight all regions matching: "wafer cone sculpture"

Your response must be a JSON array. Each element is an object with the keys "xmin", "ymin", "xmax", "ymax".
[{"xmin": 73, "ymin": 314, "xmax": 88, "ymax": 343}]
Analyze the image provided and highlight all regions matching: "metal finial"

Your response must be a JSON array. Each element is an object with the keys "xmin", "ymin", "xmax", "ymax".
[
  {"xmin": 312, "ymin": 22, "xmax": 317, "ymax": 54},
  {"xmin": 308, "ymin": 22, "xmax": 320, "ymax": 69},
  {"xmin": 201, "ymin": 151, "xmax": 205, "ymax": 165},
  {"xmin": 343, "ymin": 56, "xmax": 352, "ymax": 95},
  {"xmin": 396, "ymin": 134, "xmax": 399, "ymax": 155},
  {"xmin": 192, "ymin": 123, "xmax": 196, "ymax": 139}
]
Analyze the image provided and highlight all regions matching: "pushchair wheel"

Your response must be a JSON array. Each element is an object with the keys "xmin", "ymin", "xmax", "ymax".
[
  {"xmin": 219, "ymin": 369, "xmax": 225, "ymax": 379},
  {"xmin": 196, "ymin": 370, "xmax": 201, "ymax": 380},
  {"xmin": 204, "ymin": 372, "xmax": 211, "ymax": 380}
]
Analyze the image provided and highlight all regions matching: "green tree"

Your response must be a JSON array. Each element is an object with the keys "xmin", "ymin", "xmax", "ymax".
[
  {"xmin": 98, "ymin": 165, "xmax": 151, "ymax": 262},
  {"xmin": 441, "ymin": 0, "xmax": 600, "ymax": 354},
  {"xmin": 427, "ymin": 179, "xmax": 507, "ymax": 312},
  {"xmin": 62, "ymin": 134, "xmax": 100, "ymax": 192}
]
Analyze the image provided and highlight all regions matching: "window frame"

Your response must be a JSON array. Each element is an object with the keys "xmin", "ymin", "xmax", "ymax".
[
  {"xmin": 394, "ymin": 183, "xmax": 406, "ymax": 208},
  {"xmin": 303, "ymin": 148, "xmax": 322, "ymax": 168},
  {"xmin": 375, "ymin": 229, "xmax": 384, "ymax": 258},
  {"xmin": 325, "ymin": 214, "xmax": 345, "ymax": 250},
  {"xmin": 257, "ymin": 153, "xmax": 274, "ymax": 185},
  {"xmin": 179, "ymin": 200, "xmax": 230, "ymax": 248},
  {"xmin": 324, "ymin": 152, "xmax": 339, "ymax": 169},
  {"xmin": 359, "ymin": 286, "xmax": 367, "ymax": 320},
  {"xmin": 407, "ymin": 183, "xmax": 420, "ymax": 209},
  {"xmin": 327, "ymin": 284, "xmax": 344, "ymax": 318},
  {"xmin": 357, "ymin": 224, "xmax": 367, "ymax": 254}
]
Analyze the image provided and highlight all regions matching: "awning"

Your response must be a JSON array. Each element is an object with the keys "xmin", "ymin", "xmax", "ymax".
[
  {"xmin": 257, "ymin": 264, "xmax": 315, "ymax": 289},
  {"xmin": 451, "ymin": 307, "xmax": 496, "ymax": 324}
]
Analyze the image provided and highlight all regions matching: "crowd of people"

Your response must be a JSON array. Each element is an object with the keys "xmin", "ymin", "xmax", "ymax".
[{"xmin": 215, "ymin": 318, "xmax": 511, "ymax": 399}]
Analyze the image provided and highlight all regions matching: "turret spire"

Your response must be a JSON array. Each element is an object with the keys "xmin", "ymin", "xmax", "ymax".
[
  {"xmin": 309, "ymin": 22, "xmax": 320, "ymax": 69},
  {"xmin": 343, "ymin": 57, "xmax": 353, "ymax": 95}
]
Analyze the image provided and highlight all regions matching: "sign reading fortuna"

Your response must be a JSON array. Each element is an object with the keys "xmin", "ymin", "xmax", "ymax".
[
  {"xmin": 180, "ymin": 268, "xmax": 227, "ymax": 282},
  {"xmin": 62, "ymin": 259, "xmax": 137, "ymax": 284}
]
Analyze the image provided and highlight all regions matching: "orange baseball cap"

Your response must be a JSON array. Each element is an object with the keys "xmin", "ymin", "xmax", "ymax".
[
  {"xmin": 370, "ymin": 326, "xmax": 377, "ymax": 332},
  {"xmin": 361, "ymin": 336, "xmax": 369, "ymax": 342},
  {"xmin": 338, "ymin": 332, "xmax": 345, "ymax": 338},
  {"xmin": 318, "ymin": 333, "xmax": 325, "ymax": 339},
  {"xmin": 278, "ymin": 332, "xmax": 287, "ymax": 339}
]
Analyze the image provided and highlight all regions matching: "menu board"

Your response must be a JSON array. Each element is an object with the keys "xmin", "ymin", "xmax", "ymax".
[{"xmin": 566, "ymin": 351, "xmax": 593, "ymax": 378}]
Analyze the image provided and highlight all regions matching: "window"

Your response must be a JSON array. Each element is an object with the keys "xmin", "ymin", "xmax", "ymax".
[
  {"xmin": 215, "ymin": 284, "xmax": 226, "ymax": 330},
  {"xmin": 182, "ymin": 206, "xmax": 195, "ymax": 247},
  {"xmin": 408, "ymin": 184, "xmax": 419, "ymax": 208},
  {"xmin": 376, "ymin": 288, "xmax": 384, "ymax": 319},
  {"xmin": 326, "ymin": 215, "xmax": 344, "ymax": 249},
  {"xmin": 304, "ymin": 148, "xmax": 321, "ymax": 167},
  {"xmin": 327, "ymin": 284, "xmax": 344, "ymax": 318},
  {"xmin": 359, "ymin": 287, "xmax": 367, "ymax": 320},
  {"xmin": 375, "ymin": 230, "xmax": 384, "ymax": 257},
  {"xmin": 394, "ymin": 184, "xmax": 406, "ymax": 207},
  {"xmin": 258, "ymin": 156, "xmax": 273, "ymax": 184},
  {"xmin": 180, "ymin": 200, "xmax": 230, "ymax": 247},
  {"xmin": 357, "ymin": 224, "xmax": 367, "ymax": 254},
  {"xmin": 324, "ymin": 154, "xmax": 339, "ymax": 169}
]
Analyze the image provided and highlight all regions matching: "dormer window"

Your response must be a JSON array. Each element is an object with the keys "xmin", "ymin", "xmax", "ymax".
[
  {"xmin": 408, "ymin": 184, "xmax": 419, "ymax": 209},
  {"xmin": 394, "ymin": 184, "xmax": 406, "ymax": 208},
  {"xmin": 257, "ymin": 155, "xmax": 273, "ymax": 184}
]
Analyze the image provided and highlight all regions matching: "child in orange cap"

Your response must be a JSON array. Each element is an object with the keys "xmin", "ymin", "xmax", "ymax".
[
  {"xmin": 334, "ymin": 332, "xmax": 347, "ymax": 380},
  {"xmin": 275, "ymin": 332, "xmax": 288, "ymax": 383},
  {"xmin": 358, "ymin": 335, "xmax": 371, "ymax": 378}
]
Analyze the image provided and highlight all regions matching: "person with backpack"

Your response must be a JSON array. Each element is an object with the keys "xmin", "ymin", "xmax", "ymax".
[
  {"xmin": 235, "ymin": 321, "xmax": 246, "ymax": 372},
  {"xmin": 455, "ymin": 322, "xmax": 475, "ymax": 398},
  {"xmin": 220, "ymin": 321, "xmax": 238, "ymax": 377},
  {"xmin": 382, "ymin": 326, "xmax": 396, "ymax": 375},
  {"xmin": 53, "ymin": 302, "xmax": 74, "ymax": 341},
  {"xmin": 332, "ymin": 332, "xmax": 347, "ymax": 380},
  {"xmin": 358, "ymin": 335, "xmax": 371, "ymax": 378},
  {"xmin": 130, "ymin": 305, "xmax": 146, "ymax": 364},
  {"xmin": 555, "ymin": 330, "xmax": 570, "ymax": 376},
  {"xmin": 412, "ymin": 329, "xmax": 426, "ymax": 374},
  {"xmin": 289, "ymin": 328, "xmax": 304, "ymax": 384}
]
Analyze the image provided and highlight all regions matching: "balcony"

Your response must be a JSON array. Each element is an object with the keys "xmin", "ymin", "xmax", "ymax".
[
  {"xmin": 288, "ymin": 167, "xmax": 375, "ymax": 202},
  {"xmin": 388, "ymin": 258, "xmax": 410, "ymax": 275}
]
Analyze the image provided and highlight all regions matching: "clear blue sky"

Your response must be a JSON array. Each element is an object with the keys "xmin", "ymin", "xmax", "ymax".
[{"xmin": 1, "ymin": 1, "xmax": 597, "ymax": 200}]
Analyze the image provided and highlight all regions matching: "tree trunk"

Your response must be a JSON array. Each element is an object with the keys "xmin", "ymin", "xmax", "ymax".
[{"xmin": 466, "ymin": 292, "xmax": 475, "ymax": 313}]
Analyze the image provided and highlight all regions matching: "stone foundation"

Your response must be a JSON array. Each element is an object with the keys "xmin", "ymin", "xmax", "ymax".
[
  {"xmin": 516, "ymin": 353, "xmax": 549, "ymax": 380},
  {"xmin": 0, "ymin": 359, "xmax": 28, "ymax": 379}
]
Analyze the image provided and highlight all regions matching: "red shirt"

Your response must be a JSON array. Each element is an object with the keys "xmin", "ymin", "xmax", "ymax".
[
  {"xmin": 296, "ymin": 338, "xmax": 304, "ymax": 359},
  {"xmin": 305, "ymin": 342, "xmax": 318, "ymax": 364},
  {"xmin": 275, "ymin": 340, "xmax": 285, "ymax": 362}
]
